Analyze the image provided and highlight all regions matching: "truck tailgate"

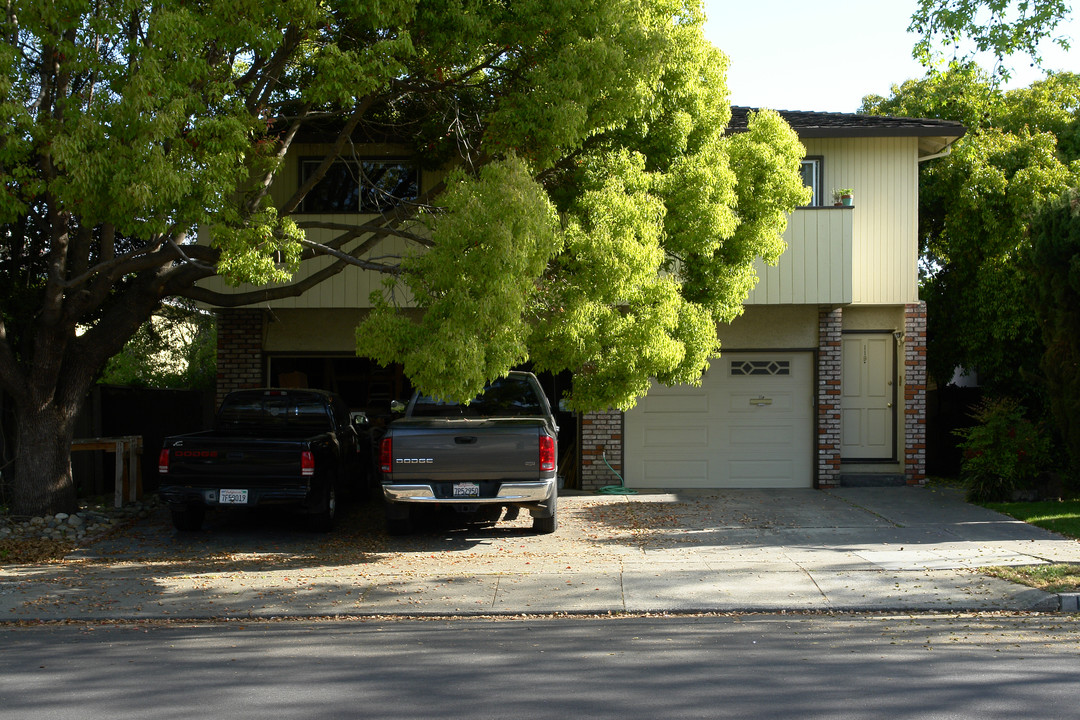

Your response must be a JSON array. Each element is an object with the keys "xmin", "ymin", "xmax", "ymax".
[
  {"xmin": 388, "ymin": 419, "xmax": 546, "ymax": 482},
  {"xmin": 164, "ymin": 434, "xmax": 312, "ymax": 484}
]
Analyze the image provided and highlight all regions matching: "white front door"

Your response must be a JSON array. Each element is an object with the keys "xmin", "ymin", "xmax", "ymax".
[
  {"xmin": 841, "ymin": 333, "xmax": 896, "ymax": 460},
  {"xmin": 623, "ymin": 352, "xmax": 814, "ymax": 488}
]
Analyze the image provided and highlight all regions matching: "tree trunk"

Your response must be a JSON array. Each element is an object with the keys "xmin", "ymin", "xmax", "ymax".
[{"xmin": 9, "ymin": 400, "xmax": 79, "ymax": 516}]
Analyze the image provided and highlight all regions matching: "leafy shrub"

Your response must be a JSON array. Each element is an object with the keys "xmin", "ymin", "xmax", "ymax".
[
  {"xmin": 954, "ymin": 397, "xmax": 1051, "ymax": 502},
  {"xmin": 1026, "ymin": 188, "xmax": 1080, "ymax": 488}
]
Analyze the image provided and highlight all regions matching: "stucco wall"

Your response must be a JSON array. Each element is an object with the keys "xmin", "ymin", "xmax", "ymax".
[{"xmin": 717, "ymin": 305, "xmax": 820, "ymax": 350}]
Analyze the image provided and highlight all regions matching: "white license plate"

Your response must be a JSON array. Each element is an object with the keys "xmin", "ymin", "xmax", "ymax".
[
  {"xmin": 219, "ymin": 489, "xmax": 249, "ymax": 505},
  {"xmin": 453, "ymin": 482, "xmax": 480, "ymax": 498}
]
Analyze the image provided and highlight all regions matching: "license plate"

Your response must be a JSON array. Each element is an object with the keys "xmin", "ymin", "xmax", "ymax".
[
  {"xmin": 219, "ymin": 489, "xmax": 248, "ymax": 505},
  {"xmin": 453, "ymin": 482, "xmax": 480, "ymax": 498}
]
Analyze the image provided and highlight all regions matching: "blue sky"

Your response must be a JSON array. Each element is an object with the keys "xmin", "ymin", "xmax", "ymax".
[{"xmin": 701, "ymin": 0, "xmax": 1079, "ymax": 113}]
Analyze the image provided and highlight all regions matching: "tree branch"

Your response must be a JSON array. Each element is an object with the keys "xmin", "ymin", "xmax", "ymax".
[
  {"xmin": 52, "ymin": 235, "xmax": 169, "ymax": 291},
  {"xmin": 245, "ymin": 24, "xmax": 304, "ymax": 114},
  {"xmin": 243, "ymin": 105, "xmax": 311, "ymax": 215},
  {"xmin": 395, "ymin": 47, "xmax": 510, "ymax": 94},
  {"xmin": 175, "ymin": 238, "xmax": 403, "ymax": 308},
  {"xmin": 298, "ymin": 238, "xmax": 402, "ymax": 273},
  {"xmin": 178, "ymin": 257, "xmax": 355, "ymax": 307},
  {"xmin": 294, "ymin": 219, "xmax": 434, "ymax": 248}
]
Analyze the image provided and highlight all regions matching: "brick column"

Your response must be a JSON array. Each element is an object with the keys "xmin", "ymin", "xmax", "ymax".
[
  {"xmin": 904, "ymin": 302, "xmax": 928, "ymax": 485},
  {"xmin": 215, "ymin": 309, "xmax": 264, "ymax": 409},
  {"xmin": 817, "ymin": 307, "xmax": 843, "ymax": 488},
  {"xmin": 580, "ymin": 410, "xmax": 624, "ymax": 491}
]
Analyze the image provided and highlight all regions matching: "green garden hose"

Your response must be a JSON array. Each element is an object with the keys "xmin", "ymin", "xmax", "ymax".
[{"xmin": 598, "ymin": 450, "xmax": 637, "ymax": 495}]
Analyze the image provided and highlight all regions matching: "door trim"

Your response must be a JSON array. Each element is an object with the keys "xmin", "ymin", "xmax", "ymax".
[{"xmin": 839, "ymin": 330, "xmax": 898, "ymax": 462}]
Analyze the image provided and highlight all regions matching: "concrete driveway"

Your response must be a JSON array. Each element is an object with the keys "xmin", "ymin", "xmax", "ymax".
[{"xmin": 2, "ymin": 486, "xmax": 1079, "ymax": 620}]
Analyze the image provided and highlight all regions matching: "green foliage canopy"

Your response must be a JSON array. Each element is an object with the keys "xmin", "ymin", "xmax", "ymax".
[
  {"xmin": 99, "ymin": 305, "xmax": 216, "ymax": 391},
  {"xmin": 354, "ymin": 6, "xmax": 810, "ymax": 410},
  {"xmin": 861, "ymin": 65, "xmax": 1080, "ymax": 396},
  {"xmin": 910, "ymin": 0, "xmax": 1072, "ymax": 78},
  {"xmin": 1026, "ymin": 190, "xmax": 1080, "ymax": 479},
  {"xmin": 0, "ymin": 0, "xmax": 809, "ymax": 514}
]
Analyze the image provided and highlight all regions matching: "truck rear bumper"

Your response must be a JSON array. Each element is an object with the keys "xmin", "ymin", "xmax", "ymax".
[
  {"xmin": 159, "ymin": 485, "xmax": 311, "ymax": 508},
  {"xmin": 382, "ymin": 478, "xmax": 556, "ymax": 505}
]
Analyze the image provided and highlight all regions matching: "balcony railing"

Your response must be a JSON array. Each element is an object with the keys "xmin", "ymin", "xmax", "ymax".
[{"xmin": 744, "ymin": 206, "xmax": 853, "ymax": 306}]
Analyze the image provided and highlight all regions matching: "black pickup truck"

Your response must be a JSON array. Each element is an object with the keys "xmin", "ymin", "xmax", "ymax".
[
  {"xmin": 379, "ymin": 371, "xmax": 559, "ymax": 534},
  {"xmin": 158, "ymin": 388, "xmax": 367, "ymax": 532}
]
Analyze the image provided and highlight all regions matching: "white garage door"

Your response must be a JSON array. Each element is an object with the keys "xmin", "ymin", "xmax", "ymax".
[{"xmin": 624, "ymin": 352, "xmax": 814, "ymax": 489}]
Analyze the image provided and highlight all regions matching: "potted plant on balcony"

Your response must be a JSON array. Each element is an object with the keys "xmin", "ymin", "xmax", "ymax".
[{"xmin": 833, "ymin": 188, "xmax": 854, "ymax": 206}]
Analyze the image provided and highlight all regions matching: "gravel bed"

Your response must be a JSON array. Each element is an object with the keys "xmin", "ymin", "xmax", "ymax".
[{"xmin": 0, "ymin": 497, "xmax": 161, "ymax": 557}]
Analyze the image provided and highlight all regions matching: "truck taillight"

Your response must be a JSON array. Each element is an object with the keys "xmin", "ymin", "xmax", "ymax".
[
  {"xmin": 301, "ymin": 451, "xmax": 315, "ymax": 477},
  {"xmin": 380, "ymin": 437, "xmax": 392, "ymax": 474},
  {"xmin": 158, "ymin": 449, "xmax": 170, "ymax": 474},
  {"xmin": 539, "ymin": 435, "xmax": 555, "ymax": 472}
]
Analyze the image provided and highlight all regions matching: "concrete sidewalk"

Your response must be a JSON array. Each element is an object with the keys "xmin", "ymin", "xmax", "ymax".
[{"xmin": 2, "ymin": 487, "xmax": 1079, "ymax": 620}]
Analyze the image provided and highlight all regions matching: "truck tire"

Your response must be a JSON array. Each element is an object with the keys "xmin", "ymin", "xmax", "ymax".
[
  {"xmin": 385, "ymin": 502, "xmax": 412, "ymax": 535},
  {"xmin": 306, "ymin": 481, "xmax": 337, "ymax": 533},
  {"xmin": 170, "ymin": 505, "xmax": 205, "ymax": 532},
  {"xmin": 533, "ymin": 512, "xmax": 557, "ymax": 534},
  {"xmin": 532, "ymin": 495, "xmax": 557, "ymax": 534}
]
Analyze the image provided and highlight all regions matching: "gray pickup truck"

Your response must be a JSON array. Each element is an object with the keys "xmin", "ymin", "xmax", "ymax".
[{"xmin": 378, "ymin": 371, "xmax": 559, "ymax": 534}]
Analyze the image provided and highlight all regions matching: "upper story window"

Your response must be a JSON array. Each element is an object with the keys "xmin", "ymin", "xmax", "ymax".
[
  {"xmin": 299, "ymin": 158, "xmax": 419, "ymax": 214},
  {"xmin": 800, "ymin": 156, "xmax": 823, "ymax": 206}
]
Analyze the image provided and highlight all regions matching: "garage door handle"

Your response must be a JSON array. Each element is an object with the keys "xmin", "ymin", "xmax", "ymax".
[{"xmin": 750, "ymin": 396, "xmax": 773, "ymax": 407}]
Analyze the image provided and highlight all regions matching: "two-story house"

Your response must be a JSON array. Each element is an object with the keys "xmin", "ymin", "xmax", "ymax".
[{"xmin": 207, "ymin": 108, "xmax": 965, "ymax": 491}]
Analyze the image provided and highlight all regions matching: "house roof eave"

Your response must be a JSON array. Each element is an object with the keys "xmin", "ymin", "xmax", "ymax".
[{"xmin": 729, "ymin": 107, "xmax": 966, "ymax": 150}]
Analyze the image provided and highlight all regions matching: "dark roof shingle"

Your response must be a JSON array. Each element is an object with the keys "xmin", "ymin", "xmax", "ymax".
[{"xmin": 728, "ymin": 106, "xmax": 965, "ymax": 157}]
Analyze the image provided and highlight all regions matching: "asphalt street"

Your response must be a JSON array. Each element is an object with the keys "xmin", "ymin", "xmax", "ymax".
[{"xmin": 2, "ymin": 614, "xmax": 1080, "ymax": 719}]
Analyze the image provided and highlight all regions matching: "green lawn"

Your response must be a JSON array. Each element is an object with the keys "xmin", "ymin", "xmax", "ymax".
[
  {"xmin": 983, "ymin": 500, "xmax": 1080, "ymax": 539},
  {"xmin": 984, "ymin": 563, "xmax": 1080, "ymax": 594},
  {"xmin": 981, "ymin": 500, "xmax": 1080, "ymax": 593}
]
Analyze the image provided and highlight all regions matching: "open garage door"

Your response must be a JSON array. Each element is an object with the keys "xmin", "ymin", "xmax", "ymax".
[{"xmin": 624, "ymin": 352, "xmax": 815, "ymax": 489}]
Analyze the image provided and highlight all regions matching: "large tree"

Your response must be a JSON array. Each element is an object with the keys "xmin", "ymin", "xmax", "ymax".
[
  {"xmin": 861, "ymin": 66, "xmax": 1080, "ymax": 397},
  {"xmin": 0, "ymin": 0, "xmax": 808, "ymax": 516},
  {"xmin": 910, "ymin": 0, "xmax": 1072, "ymax": 78},
  {"xmin": 2, "ymin": 1, "xmax": 812, "ymax": 518}
]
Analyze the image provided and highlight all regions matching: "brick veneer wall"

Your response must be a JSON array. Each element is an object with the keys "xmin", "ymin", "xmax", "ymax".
[
  {"xmin": 817, "ymin": 307, "xmax": 843, "ymax": 487},
  {"xmin": 580, "ymin": 410, "xmax": 624, "ymax": 491},
  {"xmin": 904, "ymin": 302, "xmax": 928, "ymax": 484},
  {"xmin": 215, "ymin": 309, "xmax": 264, "ymax": 409}
]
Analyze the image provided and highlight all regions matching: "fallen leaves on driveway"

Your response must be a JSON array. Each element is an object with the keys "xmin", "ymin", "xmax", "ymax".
[{"xmin": 0, "ymin": 539, "xmax": 74, "ymax": 564}]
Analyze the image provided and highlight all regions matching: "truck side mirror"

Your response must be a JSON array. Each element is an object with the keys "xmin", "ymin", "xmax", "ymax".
[
  {"xmin": 350, "ymin": 411, "xmax": 369, "ymax": 428},
  {"xmin": 390, "ymin": 400, "xmax": 406, "ymax": 415}
]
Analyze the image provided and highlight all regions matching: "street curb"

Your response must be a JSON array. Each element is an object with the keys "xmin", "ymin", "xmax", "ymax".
[
  {"xmin": 1, "ymin": 605, "xmax": 1077, "ymax": 625},
  {"xmin": 1058, "ymin": 593, "xmax": 1080, "ymax": 612}
]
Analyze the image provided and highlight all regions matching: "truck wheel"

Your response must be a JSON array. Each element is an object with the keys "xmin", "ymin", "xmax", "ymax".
[
  {"xmin": 306, "ymin": 482, "xmax": 337, "ymax": 533},
  {"xmin": 532, "ymin": 495, "xmax": 557, "ymax": 534},
  {"xmin": 533, "ymin": 512, "xmax": 557, "ymax": 534},
  {"xmin": 385, "ymin": 503, "xmax": 412, "ymax": 536},
  {"xmin": 171, "ymin": 505, "xmax": 205, "ymax": 532}
]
